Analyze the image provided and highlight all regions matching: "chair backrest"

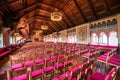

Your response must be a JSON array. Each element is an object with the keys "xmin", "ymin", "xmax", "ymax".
[
  {"xmin": 62, "ymin": 74, "xmax": 68, "ymax": 80},
  {"xmin": 106, "ymin": 49, "xmax": 116, "ymax": 63},
  {"xmin": 32, "ymin": 63, "xmax": 44, "ymax": 71},
  {"xmin": 105, "ymin": 67, "xmax": 117, "ymax": 80},
  {"xmin": 10, "ymin": 67, "xmax": 28, "ymax": 79},
  {"xmin": 67, "ymin": 55, "xmax": 73, "ymax": 61},
  {"xmin": 70, "ymin": 68, "xmax": 80, "ymax": 80},
  {"xmin": 46, "ymin": 60, "xmax": 55, "ymax": 67},
  {"xmin": 0, "ymin": 71, "xmax": 7, "ymax": 80},
  {"xmin": 59, "ymin": 57, "xmax": 66, "ymax": 63}
]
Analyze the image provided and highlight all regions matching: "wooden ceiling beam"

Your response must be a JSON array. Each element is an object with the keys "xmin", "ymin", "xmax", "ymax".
[
  {"xmin": 52, "ymin": 21, "xmax": 63, "ymax": 30},
  {"xmin": 62, "ymin": 19, "xmax": 70, "ymax": 28},
  {"xmin": 46, "ymin": 23, "xmax": 57, "ymax": 32},
  {"xmin": 14, "ymin": 2, "xmax": 73, "ymax": 29},
  {"xmin": 22, "ymin": 0, "xmax": 27, "ymax": 7},
  {"xmin": 25, "ymin": 17, "xmax": 55, "ymax": 33},
  {"xmin": 54, "ymin": 21, "xmax": 65, "ymax": 30},
  {"xmin": 73, "ymin": 0, "xmax": 88, "ymax": 22},
  {"xmin": 27, "ymin": 18, "xmax": 55, "ymax": 32},
  {"xmin": 104, "ymin": 0, "xmax": 111, "ymax": 15},
  {"xmin": 87, "ymin": 0, "xmax": 98, "ymax": 20},
  {"xmin": 62, "ymin": 10, "xmax": 74, "ymax": 27},
  {"xmin": 50, "ymin": 21, "xmax": 61, "ymax": 31}
]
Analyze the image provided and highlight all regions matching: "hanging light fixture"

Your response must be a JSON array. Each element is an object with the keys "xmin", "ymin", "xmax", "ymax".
[
  {"xmin": 51, "ymin": 8, "xmax": 62, "ymax": 21},
  {"xmin": 41, "ymin": 25, "xmax": 48, "ymax": 30},
  {"xmin": 14, "ymin": 32, "xmax": 20, "ymax": 37},
  {"xmin": 35, "ymin": 30, "xmax": 43, "ymax": 35}
]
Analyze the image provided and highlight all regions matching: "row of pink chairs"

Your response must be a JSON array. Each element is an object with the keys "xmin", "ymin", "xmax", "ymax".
[
  {"xmin": 87, "ymin": 67, "xmax": 117, "ymax": 80},
  {"xmin": 53, "ymin": 59, "xmax": 94, "ymax": 80},
  {"xmin": 9, "ymin": 55, "xmax": 74, "ymax": 80}
]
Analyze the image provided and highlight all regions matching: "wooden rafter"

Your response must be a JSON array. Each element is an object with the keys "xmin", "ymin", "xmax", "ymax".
[
  {"xmin": 50, "ymin": 21, "xmax": 62, "ymax": 31},
  {"xmin": 46, "ymin": 23, "xmax": 57, "ymax": 32},
  {"xmin": 87, "ymin": 0, "xmax": 98, "ymax": 20},
  {"xmin": 62, "ymin": 10, "xmax": 74, "ymax": 26},
  {"xmin": 104, "ymin": 0, "xmax": 111, "ymax": 15},
  {"xmin": 73, "ymin": 0, "xmax": 88, "ymax": 22}
]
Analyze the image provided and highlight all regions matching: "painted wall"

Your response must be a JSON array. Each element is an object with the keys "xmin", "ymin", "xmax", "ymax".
[
  {"xmin": 31, "ymin": 34, "xmax": 43, "ymax": 41},
  {"xmin": 44, "ymin": 13, "xmax": 120, "ymax": 45},
  {"xmin": 117, "ymin": 14, "xmax": 120, "ymax": 51}
]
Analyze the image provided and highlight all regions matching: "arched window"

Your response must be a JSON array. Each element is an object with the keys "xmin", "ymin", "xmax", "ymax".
[
  {"xmin": 99, "ymin": 32, "xmax": 107, "ymax": 45},
  {"xmin": 9, "ymin": 35, "xmax": 15, "ymax": 44},
  {"xmin": 58, "ymin": 36, "xmax": 61, "ymax": 42},
  {"xmin": 109, "ymin": 31, "xmax": 118, "ymax": 46},
  {"xmin": 91, "ymin": 33, "xmax": 98, "ymax": 44},
  {"xmin": 67, "ymin": 35, "xmax": 70, "ymax": 43},
  {"xmin": 74, "ymin": 34, "xmax": 77, "ymax": 43},
  {"xmin": 0, "ymin": 33, "xmax": 3, "ymax": 47}
]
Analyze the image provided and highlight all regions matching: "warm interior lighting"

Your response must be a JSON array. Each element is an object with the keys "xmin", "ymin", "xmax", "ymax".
[
  {"xmin": 36, "ymin": 30, "xmax": 43, "ymax": 35},
  {"xmin": 51, "ymin": 8, "xmax": 62, "ymax": 21},
  {"xmin": 41, "ymin": 25, "xmax": 48, "ymax": 30},
  {"xmin": 14, "ymin": 32, "xmax": 21, "ymax": 37}
]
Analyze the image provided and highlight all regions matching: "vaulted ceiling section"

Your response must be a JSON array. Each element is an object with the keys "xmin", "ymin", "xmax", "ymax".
[{"xmin": 0, "ymin": 0, "xmax": 120, "ymax": 35}]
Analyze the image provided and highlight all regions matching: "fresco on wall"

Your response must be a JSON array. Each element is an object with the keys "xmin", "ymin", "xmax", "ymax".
[{"xmin": 78, "ymin": 26, "xmax": 87, "ymax": 41}]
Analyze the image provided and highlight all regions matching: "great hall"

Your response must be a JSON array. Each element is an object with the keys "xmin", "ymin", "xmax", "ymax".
[{"xmin": 0, "ymin": 0, "xmax": 120, "ymax": 80}]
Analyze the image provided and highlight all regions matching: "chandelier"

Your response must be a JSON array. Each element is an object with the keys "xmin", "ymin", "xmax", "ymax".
[
  {"xmin": 51, "ymin": 8, "xmax": 62, "ymax": 21},
  {"xmin": 14, "ymin": 32, "xmax": 20, "ymax": 37},
  {"xmin": 35, "ymin": 30, "xmax": 43, "ymax": 35},
  {"xmin": 41, "ymin": 25, "xmax": 48, "ymax": 30}
]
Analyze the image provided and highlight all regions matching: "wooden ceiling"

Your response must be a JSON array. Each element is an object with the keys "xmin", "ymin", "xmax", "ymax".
[{"xmin": 0, "ymin": 0, "xmax": 120, "ymax": 35}]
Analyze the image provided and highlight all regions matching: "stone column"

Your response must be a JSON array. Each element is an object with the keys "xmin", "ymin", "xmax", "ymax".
[{"xmin": 3, "ymin": 27, "xmax": 10, "ymax": 46}]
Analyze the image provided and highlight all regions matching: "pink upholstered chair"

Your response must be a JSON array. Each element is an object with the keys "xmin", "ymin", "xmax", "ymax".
[
  {"xmin": 31, "ymin": 63, "xmax": 44, "ymax": 80},
  {"xmin": 0, "ymin": 71, "xmax": 7, "ymax": 80},
  {"xmin": 87, "ymin": 67, "xmax": 117, "ymax": 80},
  {"xmin": 65, "ymin": 55, "xmax": 73, "ymax": 67},
  {"xmin": 69, "ymin": 67, "xmax": 80, "ymax": 80},
  {"xmin": 53, "ymin": 71, "xmax": 69, "ymax": 80},
  {"xmin": 56, "ymin": 57, "xmax": 66, "ymax": 74},
  {"xmin": 9, "ymin": 67, "xmax": 28, "ymax": 80},
  {"xmin": 44, "ymin": 60, "xmax": 55, "ymax": 79}
]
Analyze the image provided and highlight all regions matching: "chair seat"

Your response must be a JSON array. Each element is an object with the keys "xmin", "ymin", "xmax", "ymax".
[
  {"xmin": 87, "ymin": 72, "xmax": 105, "ymax": 80},
  {"xmin": 66, "ymin": 61, "xmax": 72, "ymax": 66},
  {"xmin": 81, "ymin": 71, "xmax": 85, "ymax": 76},
  {"xmin": 72, "ymin": 78, "xmax": 77, "ymax": 80},
  {"xmin": 59, "ymin": 71, "xmax": 70, "ymax": 80},
  {"xmin": 44, "ymin": 58, "xmax": 51, "ymax": 62},
  {"xmin": 108, "ymin": 60, "xmax": 120, "ymax": 66},
  {"xmin": 87, "ymin": 67, "xmax": 92, "ymax": 72},
  {"xmin": 24, "ymin": 61, "xmax": 33, "ymax": 67},
  {"xmin": 12, "ymin": 74, "xmax": 27, "ymax": 80},
  {"xmin": 52, "ymin": 56, "xmax": 58, "ymax": 60},
  {"xmin": 56, "ymin": 63, "xmax": 64, "ymax": 69},
  {"xmin": 59, "ymin": 55, "xmax": 64, "ymax": 58},
  {"xmin": 108, "ymin": 68, "xmax": 116, "ymax": 75},
  {"xmin": 12, "ymin": 64, "xmax": 23, "ymax": 70},
  {"xmin": 32, "ymin": 69, "xmax": 43, "ymax": 78},
  {"xmin": 35, "ymin": 59, "xmax": 43, "ymax": 64},
  {"xmin": 44, "ymin": 66, "xmax": 54, "ymax": 73}
]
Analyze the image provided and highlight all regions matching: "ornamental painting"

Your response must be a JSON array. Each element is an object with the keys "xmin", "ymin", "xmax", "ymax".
[{"xmin": 78, "ymin": 26, "xmax": 87, "ymax": 41}]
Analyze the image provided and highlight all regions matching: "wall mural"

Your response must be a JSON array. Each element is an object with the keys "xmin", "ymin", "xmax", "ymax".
[{"xmin": 78, "ymin": 26, "xmax": 87, "ymax": 42}]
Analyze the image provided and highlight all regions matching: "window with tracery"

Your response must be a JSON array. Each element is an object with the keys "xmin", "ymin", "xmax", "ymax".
[
  {"xmin": 99, "ymin": 32, "xmax": 107, "ymax": 45},
  {"xmin": 109, "ymin": 31, "xmax": 118, "ymax": 46}
]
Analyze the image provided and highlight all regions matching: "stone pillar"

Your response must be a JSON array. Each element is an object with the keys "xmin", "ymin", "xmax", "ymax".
[
  {"xmin": 3, "ymin": 27, "xmax": 10, "ymax": 46},
  {"xmin": 116, "ymin": 14, "xmax": 120, "ymax": 53},
  {"xmin": 107, "ymin": 35, "xmax": 109, "ymax": 45}
]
